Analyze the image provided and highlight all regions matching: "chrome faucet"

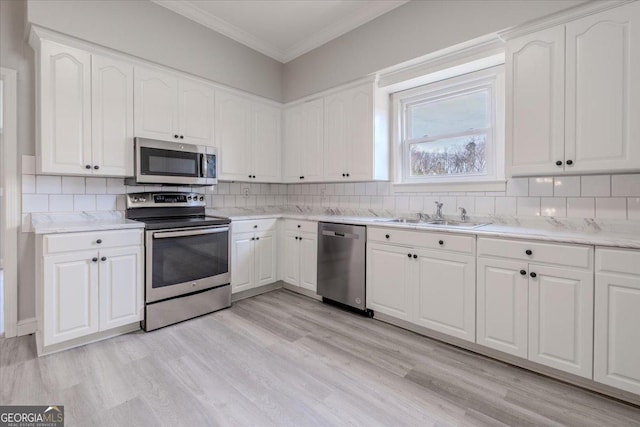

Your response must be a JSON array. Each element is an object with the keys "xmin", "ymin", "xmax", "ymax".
[
  {"xmin": 459, "ymin": 207, "xmax": 467, "ymax": 222},
  {"xmin": 434, "ymin": 201, "xmax": 444, "ymax": 220},
  {"xmin": 417, "ymin": 212, "xmax": 428, "ymax": 221}
]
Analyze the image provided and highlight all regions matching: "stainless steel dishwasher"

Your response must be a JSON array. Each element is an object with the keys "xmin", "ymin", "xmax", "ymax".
[{"xmin": 317, "ymin": 222, "xmax": 372, "ymax": 316}]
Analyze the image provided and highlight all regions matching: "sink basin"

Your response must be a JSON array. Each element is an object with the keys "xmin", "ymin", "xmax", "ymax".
[
  {"xmin": 384, "ymin": 218, "xmax": 424, "ymax": 224},
  {"xmin": 423, "ymin": 220, "xmax": 488, "ymax": 229}
]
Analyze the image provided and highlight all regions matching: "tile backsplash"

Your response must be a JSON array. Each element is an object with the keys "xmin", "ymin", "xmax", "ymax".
[{"xmin": 21, "ymin": 155, "xmax": 640, "ymax": 231}]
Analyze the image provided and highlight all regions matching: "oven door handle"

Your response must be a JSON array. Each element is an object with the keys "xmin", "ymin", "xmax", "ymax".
[{"xmin": 153, "ymin": 227, "xmax": 229, "ymax": 239}]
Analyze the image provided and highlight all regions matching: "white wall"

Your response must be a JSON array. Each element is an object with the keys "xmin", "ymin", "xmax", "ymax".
[
  {"xmin": 282, "ymin": 0, "xmax": 584, "ymax": 101},
  {"xmin": 27, "ymin": 0, "xmax": 284, "ymax": 102}
]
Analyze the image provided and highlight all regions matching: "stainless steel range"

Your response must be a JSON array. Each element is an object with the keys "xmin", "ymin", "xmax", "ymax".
[{"xmin": 126, "ymin": 192, "xmax": 231, "ymax": 331}]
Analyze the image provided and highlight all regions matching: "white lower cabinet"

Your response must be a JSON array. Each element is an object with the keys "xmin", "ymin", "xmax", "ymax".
[
  {"xmin": 366, "ymin": 228, "xmax": 476, "ymax": 341},
  {"xmin": 37, "ymin": 229, "xmax": 144, "ymax": 354},
  {"xmin": 415, "ymin": 249, "xmax": 475, "ymax": 342},
  {"xmin": 231, "ymin": 220, "xmax": 277, "ymax": 294},
  {"xmin": 594, "ymin": 247, "xmax": 640, "ymax": 395},
  {"xmin": 367, "ymin": 243, "xmax": 414, "ymax": 322},
  {"xmin": 98, "ymin": 246, "xmax": 144, "ymax": 330},
  {"xmin": 43, "ymin": 251, "xmax": 100, "ymax": 345},
  {"xmin": 281, "ymin": 220, "xmax": 318, "ymax": 292},
  {"xmin": 477, "ymin": 257, "xmax": 528, "ymax": 358},
  {"xmin": 476, "ymin": 238, "xmax": 594, "ymax": 378}
]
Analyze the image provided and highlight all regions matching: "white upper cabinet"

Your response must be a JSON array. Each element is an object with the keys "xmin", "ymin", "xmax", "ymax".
[
  {"xmin": 507, "ymin": 1, "xmax": 640, "ymax": 176},
  {"xmin": 178, "ymin": 78, "xmax": 215, "ymax": 146},
  {"xmin": 134, "ymin": 66, "xmax": 214, "ymax": 146},
  {"xmin": 506, "ymin": 26, "xmax": 565, "ymax": 177},
  {"xmin": 324, "ymin": 82, "xmax": 388, "ymax": 182},
  {"xmin": 251, "ymin": 102, "xmax": 282, "ymax": 182},
  {"xmin": 215, "ymin": 89, "xmax": 281, "ymax": 182},
  {"xmin": 565, "ymin": 2, "xmax": 640, "ymax": 173},
  {"xmin": 37, "ymin": 40, "xmax": 134, "ymax": 177},
  {"xmin": 38, "ymin": 41, "xmax": 92, "ymax": 175},
  {"xmin": 134, "ymin": 67, "xmax": 178, "ymax": 141},
  {"xmin": 91, "ymin": 54, "xmax": 134, "ymax": 176},
  {"xmin": 283, "ymin": 99, "xmax": 324, "ymax": 183}
]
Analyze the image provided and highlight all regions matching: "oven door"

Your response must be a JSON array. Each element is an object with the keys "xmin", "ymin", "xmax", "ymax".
[
  {"xmin": 135, "ymin": 137, "xmax": 211, "ymax": 185},
  {"xmin": 146, "ymin": 225, "xmax": 230, "ymax": 303}
]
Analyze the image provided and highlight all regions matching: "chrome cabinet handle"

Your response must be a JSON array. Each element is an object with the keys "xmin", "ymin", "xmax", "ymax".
[
  {"xmin": 91, "ymin": 257, "xmax": 98, "ymax": 262},
  {"xmin": 101, "ymin": 256, "xmax": 107, "ymax": 262}
]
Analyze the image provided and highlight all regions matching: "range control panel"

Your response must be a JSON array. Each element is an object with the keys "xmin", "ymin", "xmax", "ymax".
[{"xmin": 126, "ymin": 192, "xmax": 206, "ymax": 209}]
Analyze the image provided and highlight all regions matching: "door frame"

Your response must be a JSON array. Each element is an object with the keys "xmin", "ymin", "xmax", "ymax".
[{"xmin": 1, "ymin": 67, "xmax": 19, "ymax": 338}]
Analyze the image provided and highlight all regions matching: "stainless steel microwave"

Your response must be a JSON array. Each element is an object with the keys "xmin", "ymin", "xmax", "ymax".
[{"xmin": 127, "ymin": 138, "xmax": 217, "ymax": 186}]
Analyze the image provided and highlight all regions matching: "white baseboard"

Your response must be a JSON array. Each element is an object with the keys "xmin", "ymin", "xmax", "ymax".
[{"xmin": 16, "ymin": 317, "xmax": 37, "ymax": 336}]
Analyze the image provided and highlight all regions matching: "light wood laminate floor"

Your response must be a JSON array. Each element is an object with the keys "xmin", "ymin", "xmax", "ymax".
[{"xmin": 1, "ymin": 289, "xmax": 639, "ymax": 426}]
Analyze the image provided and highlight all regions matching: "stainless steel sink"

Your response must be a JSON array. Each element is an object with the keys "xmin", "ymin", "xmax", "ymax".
[
  {"xmin": 382, "ymin": 218, "xmax": 489, "ymax": 228},
  {"xmin": 384, "ymin": 218, "xmax": 424, "ymax": 224},
  {"xmin": 423, "ymin": 220, "xmax": 488, "ymax": 228}
]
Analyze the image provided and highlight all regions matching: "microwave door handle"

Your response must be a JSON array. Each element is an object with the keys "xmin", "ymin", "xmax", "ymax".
[{"xmin": 200, "ymin": 153, "xmax": 207, "ymax": 179}]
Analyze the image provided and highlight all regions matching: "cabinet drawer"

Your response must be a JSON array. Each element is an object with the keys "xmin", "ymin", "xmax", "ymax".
[
  {"xmin": 283, "ymin": 219, "xmax": 317, "ymax": 233},
  {"xmin": 44, "ymin": 229, "xmax": 143, "ymax": 254},
  {"xmin": 478, "ymin": 237, "xmax": 592, "ymax": 269},
  {"xmin": 232, "ymin": 218, "xmax": 277, "ymax": 234},
  {"xmin": 368, "ymin": 226, "xmax": 474, "ymax": 254},
  {"xmin": 596, "ymin": 247, "xmax": 640, "ymax": 276}
]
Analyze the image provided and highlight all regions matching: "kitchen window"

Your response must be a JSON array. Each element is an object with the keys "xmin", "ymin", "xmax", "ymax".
[{"xmin": 393, "ymin": 66, "xmax": 505, "ymax": 191}]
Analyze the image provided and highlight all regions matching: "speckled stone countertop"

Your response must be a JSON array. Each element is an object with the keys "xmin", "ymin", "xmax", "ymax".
[
  {"xmin": 31, "ymin": 212, "xmax": 144, "ymax": 235},
  {"xmin": 207, "ymin": 206, "xmax": 640, "ymax": 249}
]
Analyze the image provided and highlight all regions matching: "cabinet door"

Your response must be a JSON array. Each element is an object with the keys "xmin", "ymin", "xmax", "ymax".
[
  {"xmin": 594, "ymin": 272, "xmax": 640, "ymax": 395},
  {"xmin": 215, "ymin": 91, "xmax": 251, "ymax": 180},
  {"xmin": 300, "ymin": 99, "xmax": 325, "ymax": 182},
  {"xmin": 345, "ymin": 84, "xmax": 374, "ymax": 181},
  {"xmin": 282, "ymin": 231, "xmax": 300, "ymax": 286},
  {"xmin": 43, "ymin": 251, "xmax": 99, "ymax": 345},
  {"xmin": 91, "ymin": 55, "xmax": 134, "ymax": 177},
  {"xmin": 39, "ymin": 42, "xmax": 92, "ymax": 175},
  {"xmin": 251, "ymin": 102, "xmax": 281, "ymax": 182},
  {"xmin": 528, "ymin": 265, "xmax": 593, "ymax": 378},
  {"xmin": 282, "ymin": 105, "xmax": 303, "ymax": 182},
  {"xmin": 98, "ymin": 246, "xmax": 143, "ymax": 331},
  {"xmin": 477, "ymin": 257, "xmax": 528, "ymax": 358},
  {"xmin": 324, "ymin": 91, "xmax": 348, "ymax": 180},
  {"xmin": 565, "ymin": 2, "xmax": 640, "ymax": 173},
  {"xmin": 254, "ymin": 230, "xmax": 277, "ymax": 287},
  {"xmin": 506, "ymin": 26, "xmax": 565, "ymax": 176},
  {"xmin": 415, "ymin": 250, "xmax": 476, "ymax": 342},
  {"xmin": 134, "ymin": 67, "xmax": 178, "ymax": 141},
  {"xmin": 231, "ymin": 232, "xmax": 254, "ymax": 293},
  {"xmin": 178, "ymin": 78, "xmax": 214, "ymax": 146},
  {"xmin": 299, "ymin": 231, "xmax": 318, "ymax": 292},
  {"xmin": 366, "ymin": 243, "xmax": 414, "ymax": 321}
]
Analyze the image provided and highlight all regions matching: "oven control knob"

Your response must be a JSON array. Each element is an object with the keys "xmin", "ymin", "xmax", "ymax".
[
  {"xmin": 139, "ymin": 197, "xmax": 146, "ymax": 203},
  {"xmin": 199, "ymin": 196, "xmax": 204, "ymax": 201},
  {"xmin": 132, "ymin": 197, "xmax": 139, "ymax": 203},
  {"xmin": 188, "ymin": 196, "xmax": 192, "ymax": 200}
]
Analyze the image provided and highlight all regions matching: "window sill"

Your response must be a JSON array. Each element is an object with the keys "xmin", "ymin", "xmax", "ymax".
[{"xmin": 393, "ymin": 179, "xmax": 506, "ymax": 193}]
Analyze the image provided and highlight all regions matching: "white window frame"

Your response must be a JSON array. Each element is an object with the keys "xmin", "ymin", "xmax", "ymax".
[{"xmin": 392, "ymin": 65, "xmax": 506, "ymax": 192}]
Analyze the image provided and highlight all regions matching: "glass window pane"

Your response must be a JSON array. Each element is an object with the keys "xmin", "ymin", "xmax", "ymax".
[
  {"xmin": 409, "ymin": 134, "xmax": 487, "ymax": 177},
  {"xmin": 408, "ymin": 89, "xmax": 489, "ymax": 139}
]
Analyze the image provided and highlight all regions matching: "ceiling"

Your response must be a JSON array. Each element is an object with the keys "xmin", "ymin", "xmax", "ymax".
[{"xmin": 151, "ymin": 0, "xmax": 409, "ymax": 63}]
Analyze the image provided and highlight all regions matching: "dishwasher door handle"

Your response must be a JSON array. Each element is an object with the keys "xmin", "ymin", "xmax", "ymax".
[{"xmin": 321, "ymin": 230, "xmax": 359, "ymax": 239}]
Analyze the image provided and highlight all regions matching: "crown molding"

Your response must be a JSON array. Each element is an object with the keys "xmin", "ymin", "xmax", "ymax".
[
  {"xmin": 498, "ymin": 0, "xmax": 635, "ymax": 41},
  {"xmin": 282, "ymin": 1, "xmax": 409, "ymax": 62},
  {"xmin": 152, "ymin": 0, "xmax": 408, "ymax": 63},
  {"xmin": 151, "ymin": 0, "xmax": 287, "ymax": 61}
]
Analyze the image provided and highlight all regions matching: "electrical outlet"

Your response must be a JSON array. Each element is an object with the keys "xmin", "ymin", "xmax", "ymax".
[{"xmin": 241, "ymin": 183, "xmax": 250, "ymax": 198}]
